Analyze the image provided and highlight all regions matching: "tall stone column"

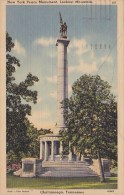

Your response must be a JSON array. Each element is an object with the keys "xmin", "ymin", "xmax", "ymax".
[
  {"xmin": 56, "ymin": 38, "xmax": 70, "ymax": 134},
  {"xmin": 44, "ymin": 141, "xmax": 48, "ymax": 161},
  {"xmin": 51, "ymin": 141, "xmax": 54, "ymax": 161}
]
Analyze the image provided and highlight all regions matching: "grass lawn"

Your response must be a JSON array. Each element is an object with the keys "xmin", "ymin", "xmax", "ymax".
[{"xmin": 7, "ymin": 175, "xmax": 117, "ymax": 189}]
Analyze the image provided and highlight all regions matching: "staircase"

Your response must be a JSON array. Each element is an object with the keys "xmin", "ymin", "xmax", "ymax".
[{"xmin": 38, "ymin": 161, "xmax": 98, "ymax": 177}]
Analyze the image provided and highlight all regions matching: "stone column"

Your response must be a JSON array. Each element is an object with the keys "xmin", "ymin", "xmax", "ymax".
[
  {"xmin": 55, "ymin": 38, "xmax": 70, "ymax": 134},
  {"xmin": 44, "ymin": 141, "xmax": 48, "ymax": 161},
  {"xmin": 81, "ymin": 154, "xmax": 85, "ymax": 162},
  {"xmin": 51, "ymin": 141, "xmax": 54, "ymax": 161},
  {"xmin": 60, "ymin": 141, "xmax": 63, "ymax": 160},
  {"xmin": 68, "ymin": 142, "xmax": 72, "ymax": 161},
  {"xmin": 40, "ymin": 141, "xmax": 43, "ymax": 159},
  {"xmin": 54, "ymin": 141, "xmax": 57, "ymax": 155}
]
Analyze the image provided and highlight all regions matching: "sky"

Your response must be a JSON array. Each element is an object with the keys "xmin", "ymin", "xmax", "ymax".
[{"xmin": 6, "ymin": 5, "xmax": 117, "ymax": 129}]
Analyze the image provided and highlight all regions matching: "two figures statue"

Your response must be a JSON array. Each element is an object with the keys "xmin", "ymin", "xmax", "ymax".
[{"xmin": 59, "ymin": 12, "xmax": 67, "ymax": 38}]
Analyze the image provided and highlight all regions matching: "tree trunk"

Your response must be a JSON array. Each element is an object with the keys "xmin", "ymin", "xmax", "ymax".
[{"xmin": 97, "ymin": 151, "xmax": 105, "ymax": 182}]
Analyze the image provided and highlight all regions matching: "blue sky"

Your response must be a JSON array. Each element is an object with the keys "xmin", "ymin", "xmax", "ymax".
[{"xmin": 6, "ymin": 5, "xmax": 117, "ymax": 129}]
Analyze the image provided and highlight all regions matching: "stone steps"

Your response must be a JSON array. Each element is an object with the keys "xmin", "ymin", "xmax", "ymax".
[
  {"xmin": 42, "ymin": 161, "xmax": 87, "ymax": 164},
  {"xmin": 48, "ymin": 167, "xmax": 91, "ymax": 171},
  {"xmin": 39, "ymin": 161, "xmax": 98, "ymax": 177},
  {"xmin": 41, "ymin": 169, "xmax": 97, "ymax": 175},
  {"xmin": 42, "ymin": 161, "xmax": 90, "ymax": 167},
  {"xmin": 39, "ymin": 169, "xmax": 98, "ymax": 177},
  {"xmin": 42, "ymin": 167, "xmax": 93, "ymax": 171},
  {"xmin": 40, "ymin": 171, "xmax": 97, "ymax": 177}
]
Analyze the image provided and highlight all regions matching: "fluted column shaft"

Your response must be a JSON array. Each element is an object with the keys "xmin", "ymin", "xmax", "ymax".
[
  {"xmin": 60, "ymin": 141, "xmax": 63, "ymax": 160},
  {"xmin": 40, "ymin": 141, "xmax": 43, "ymax": 159},
  {"xmin": 68, "ymin": 142, "xmax": 72, "ymax": 161},
  {"xmin": 51, "ymin": 141, "xmax": 54, "ymax": 161},
  {"xmin": 56, "ymin": 38, "xmax": 70, "ymax": 133},
  {"xmin": 44, "ymin": 141, "xmax": 48, "ymax": 161}
]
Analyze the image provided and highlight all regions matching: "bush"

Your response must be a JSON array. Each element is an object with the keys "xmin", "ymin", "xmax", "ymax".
[{"xmin": 7, "ymin": 163, "xmax": 21, "ymax": 175}]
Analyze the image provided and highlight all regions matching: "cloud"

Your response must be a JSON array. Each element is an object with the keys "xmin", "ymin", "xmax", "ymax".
[
  {"xmin": 33, "ymin": 37, "xmax": 57, "ymax": 59},
  {"xmin": 78, "ymin": 59, "xmax": 97, "ymax": 73},
  {"xmin": 112, "ymin": 88, "xmax": 117, "ymax": 96},
  {"xmin": 69, "ymin": 59, "xmax": 97, "ymax": 74},
  {"xmin": 47, "ymin": 75, "xmax": 57, "ymax": 84},
  {"xmin": 12, "ymin": 39, "xmax": 26, "ymax": 56},
  {"xmin": 34, "ymin": 37, "xmax": 56, "ymax": 47},
  {"xmin": 100, "ymin": 56, "xmax": 113, "ymax": 65},
  {"xmin": 28, "ymin": 109, "xmax": 55, "ymax": 129},
  {"xmin": 30, "ymin": 109, "xmax": 51, "ymax": 120},
  {"xmin": 69, "ymin": 38, "xmax": 89, "ymax": 56},
  {"xmin": 37, "ymin": 97, "xmax": 42, "ymax": 103},
  {"xmin": 68, "ymin": 38, "xmax": 113, "ymax": 75},
  {"xmin": 39, "ymin": 121, "xmax": 55, "ymax": 129},
  {"xmin": 48, "ymin": 49, "xmax": 57, "ymax": 58},
  {"xmin": 68, "ymin": 66, "xmax": 76, "ymax": 74},
  {"xmin": 49, "ymin": 91, "xmax": 57, "ymax": 99},
  {"xmin": 68, "ymin": 38, "xmax": 98, "ymax": 74},
  {"xmin": 49, "ymin": 86, "xmax": 72, "ymax": 99},
  {"xmin": 40, "ymin": 110, "xmax": 51, "ymax": 119}
]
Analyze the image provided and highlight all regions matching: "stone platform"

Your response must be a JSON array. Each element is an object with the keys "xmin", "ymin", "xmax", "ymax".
[{"xmin": 38, "ymin": 161, "xmax": 98, "ymax": 177}]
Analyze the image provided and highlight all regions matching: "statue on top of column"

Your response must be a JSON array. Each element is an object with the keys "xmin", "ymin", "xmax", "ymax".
[{"xmin": 59, "ymin": 12, "xmax": 67, "ymax": 38}]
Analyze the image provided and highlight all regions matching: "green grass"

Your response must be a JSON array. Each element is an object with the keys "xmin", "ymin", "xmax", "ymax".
[{"xmin": 7, "ymin": 175, "xmax": 117, "ymax": 189}]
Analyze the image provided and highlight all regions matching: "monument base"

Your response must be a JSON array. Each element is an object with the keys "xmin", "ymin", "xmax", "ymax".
[
  {"xmin": 20, "ymin": 158, "xmax": 42, "ymax": 177},
  {"xmin": 39, "ymin": 160, "xmax": 98, "ymax": 177}
]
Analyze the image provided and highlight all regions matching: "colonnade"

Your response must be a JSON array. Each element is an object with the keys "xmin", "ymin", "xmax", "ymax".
[{"xmin": 40, "ymin": 140, "xmax": 72, "ymax": 161}]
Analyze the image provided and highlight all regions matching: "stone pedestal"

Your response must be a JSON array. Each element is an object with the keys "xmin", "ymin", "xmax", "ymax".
[
  {"xmin": 102, "ymin": 159, "xmax": 111, "ymax": 177},
  {"xmin": 21, "ymin": 158, "xmax": 42, "ymax": 177}
]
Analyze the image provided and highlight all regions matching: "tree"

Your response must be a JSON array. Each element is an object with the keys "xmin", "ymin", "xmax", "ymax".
[
  {"xmin": 60, "ymin": 74, "xmax": 117, "ymax": 182},
  {"xmin": 6, "ymin": 32, "xmax": 39, "ymax": 163},
  {"xmin": 23, "ymin": 120, "xmax": 52, "ymax": 159}
]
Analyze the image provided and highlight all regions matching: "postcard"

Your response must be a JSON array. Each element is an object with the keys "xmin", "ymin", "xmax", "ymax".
[{"xmin": 0, "ymin": 0, "xmax": 124, "ymax": 194}]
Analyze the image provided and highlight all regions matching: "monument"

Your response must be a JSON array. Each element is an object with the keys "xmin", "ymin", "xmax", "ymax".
[
  {"xmin": 18, "ymin": 13, "xmax": 110, "ymax": 178},
  {"xmin": 39, "ymin": 12, "xmax": 71, "ymax": 162},
  {"xmin": 38, "ymin": 13, "xmax": 99, "ymax": 178},
  {"xmin": 13, "ymin": 13, "xmax": 110, "ymax": 178}
]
